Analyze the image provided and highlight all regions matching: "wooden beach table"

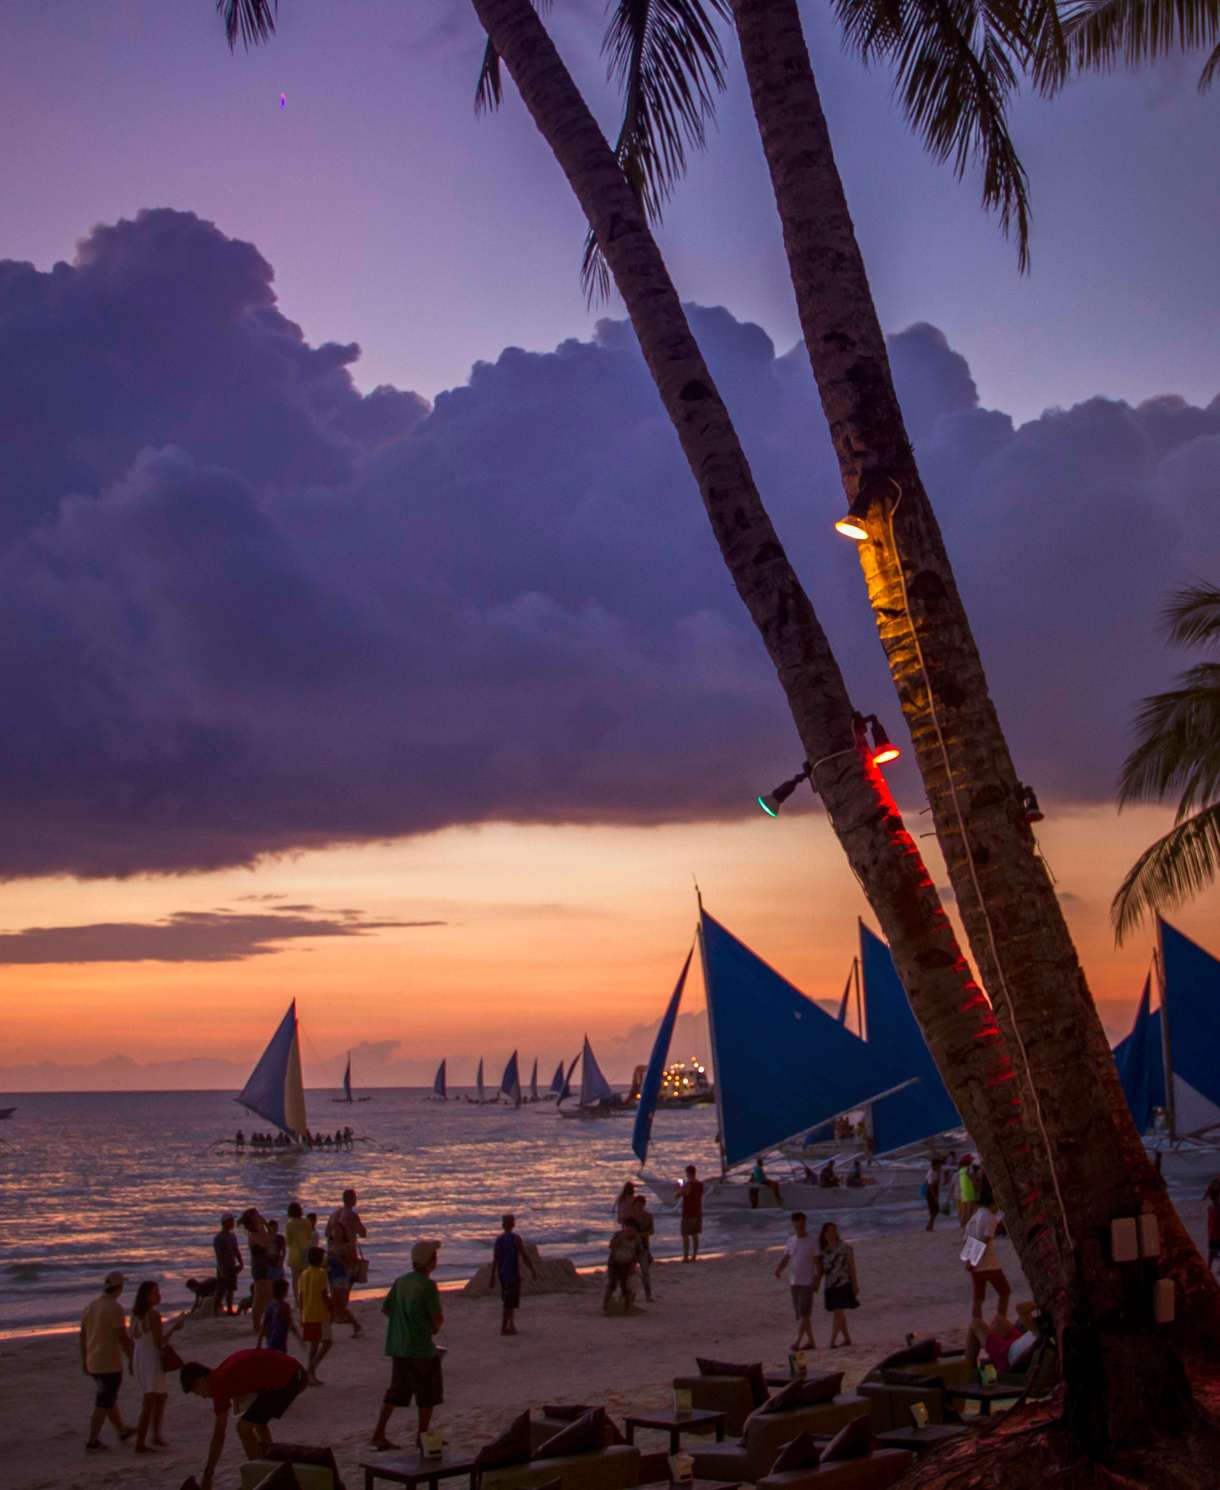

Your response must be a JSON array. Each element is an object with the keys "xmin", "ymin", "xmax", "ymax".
[
  {"xmin": 624, "ymin": 1408, "xmax": 727, "ymax": 1453},
  {"xmin": 876, "ymin": 1424, "xmax": 969, "ymax": 1453},
  {"xmin": 360, "ymin": 1450, "xmax": 480, "ymax": 1490},
  {"xmin": 944, "ymin": 1383, "xmax": 1020, "ymax": 1416}
]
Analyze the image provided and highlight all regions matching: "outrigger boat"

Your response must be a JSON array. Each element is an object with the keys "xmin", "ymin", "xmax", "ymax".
[
  {"xmin": 559, "ymin": 1037, "xmax": 634, "ymax": 1118},
  {"xmin": 635, "ymin": 905, "xmax": 950, "ymax": 1209},
  {"xmin": 211, "ymin": 1003, "xmax": 395, "ymax": 1154},
  {"xmin": 1112, "ymin": 919, "xmax": 1220, "ymax": 1181},
  {"xmin": 332, "ymin": 1053, "xmax": 373, "ymax": 1103},
  {"xmin": 430, "ymin": 1059, "xmax": 448, "ymax": 1100}
]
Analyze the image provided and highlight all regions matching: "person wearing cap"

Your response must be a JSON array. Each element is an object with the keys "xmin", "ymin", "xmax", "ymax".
[
  {"xmin": 213, "ymin": 1214, "xmax": 243, "ymax": 1316},
  {"xmin": 370, "ymin": 1240, "xmax": 444, "ymax": 1452},
  {"xmin": 81, "ymin": 1271, "xmax": 135, "ymax": 1450}
]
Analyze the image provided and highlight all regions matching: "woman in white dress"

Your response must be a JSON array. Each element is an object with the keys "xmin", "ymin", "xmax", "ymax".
[{"xmin": 130, "ymin": 1280, "xmax": 185, "ymax": 1452}]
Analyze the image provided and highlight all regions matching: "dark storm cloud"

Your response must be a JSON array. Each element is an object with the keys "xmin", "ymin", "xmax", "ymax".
[
  {"xmin": 0, "ymin": 909, "xmax": 443, "ymax": 964},
  {"xmin": 0, "ymin": 208, "xmax": 1216, "ymax": 877}
]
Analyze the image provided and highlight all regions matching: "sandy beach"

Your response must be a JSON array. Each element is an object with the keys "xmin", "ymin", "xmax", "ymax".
[{"xmin": 4, "ymin": 1196, "xmax": 1209, "ymax": 1490}]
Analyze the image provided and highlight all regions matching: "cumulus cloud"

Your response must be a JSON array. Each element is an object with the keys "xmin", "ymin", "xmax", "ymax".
[
  {"xmin": 0, "ymin": 908, "xmax": 441, "ymax": 963},
  {"xmin": 0, "ymin": 208, "xmax": 1216, "ymax": 878}
]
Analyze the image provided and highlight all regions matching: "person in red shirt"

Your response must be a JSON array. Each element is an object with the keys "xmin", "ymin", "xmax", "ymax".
[
  {"xmin": 678, "ymin": 1164, "xmax": 704, "ymax": 1263},
  {"xmin": 180, "ymin": 1349, "xmax": 308, "ymax": 1490}
]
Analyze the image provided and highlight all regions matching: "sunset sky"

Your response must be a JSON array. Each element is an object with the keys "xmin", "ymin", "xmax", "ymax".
[{"xmin": 0, "ymin": 2, "xmax": 1217, "ymax": 1089}]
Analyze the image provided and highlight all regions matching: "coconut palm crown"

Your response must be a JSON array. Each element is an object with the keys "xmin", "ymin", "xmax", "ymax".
[{"xmin": 1113, "ymin": 583, "xmax": 1220, "ymax": 940}]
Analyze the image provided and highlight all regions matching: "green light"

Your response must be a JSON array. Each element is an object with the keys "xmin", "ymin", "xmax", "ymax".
[{"xmin": 758, "ymin": 795, "xmax": 778, "ymax": 817}]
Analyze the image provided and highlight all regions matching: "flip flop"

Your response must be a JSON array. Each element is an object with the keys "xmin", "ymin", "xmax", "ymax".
[
  {"xmin": 371, "ymin": 1441, "xmax": 400, "ymax": 1452},
  {"xmin": 85, "ymin": 1442, "xmax": 108, "ymax": 1452}
]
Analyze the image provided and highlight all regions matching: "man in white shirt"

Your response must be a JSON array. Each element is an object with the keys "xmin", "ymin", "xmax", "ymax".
[{"xmin": 775, "ymin": 1211, "xmax": 819, "ymax": 1350}]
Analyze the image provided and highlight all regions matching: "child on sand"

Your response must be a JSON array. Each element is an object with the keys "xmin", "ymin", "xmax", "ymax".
[
  {"xmin": 604, "ymin": 1216, "xmax": 646, "ymax": 1313},
  {"xmin": 258, "ymin": 1279, "xmax": 301, "ymax": 1356},
  {"xmin": 299, "ymin": 1247, "xmax": 333, "ymax": 1385}
]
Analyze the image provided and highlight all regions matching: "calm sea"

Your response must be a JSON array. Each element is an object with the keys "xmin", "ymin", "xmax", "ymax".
[{"xmin": 0, "ymin": 1088, "xmax": 937, "ymax": 1334}]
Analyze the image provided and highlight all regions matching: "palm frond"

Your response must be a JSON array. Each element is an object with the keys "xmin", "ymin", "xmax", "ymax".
[
  {"xmin": 1048, "ymin": 0, "xmax": 1220, "ymax": 93},
  {"xmin": 1118, "ymin": 665, "xmax": 1220, "ymax": 813},
  {"xmin": 476, "ymin": 39, "xmax": 504, "ymax": 114},
  {"xmin": 832, "ymin": 0, "xmax": 1039, "ymax": 269},
  {"xmin": 217, "ymin": 0, "xmax": 277, "ymax": 51},
  {"xmin": 583, "ymin": 0, "xmax": 731, "ymax": 302},
  {"xmin": 1111, "ymin": 802, "xmax": 1220, "ymax": 941},
  {"xmin": 1161, "ymin": 580, "xmax": 1220, "ymax": 648}
]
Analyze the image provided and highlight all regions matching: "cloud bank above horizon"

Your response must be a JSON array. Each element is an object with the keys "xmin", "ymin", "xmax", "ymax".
[{"xmin": 1, "ymin": 208, "xmax": 1217, "ymax": 880}]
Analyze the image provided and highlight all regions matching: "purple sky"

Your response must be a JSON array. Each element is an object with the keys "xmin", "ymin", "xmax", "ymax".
[{"xmin": 2, "ymin": 0, "xmax": 1217, "ymax": 422}]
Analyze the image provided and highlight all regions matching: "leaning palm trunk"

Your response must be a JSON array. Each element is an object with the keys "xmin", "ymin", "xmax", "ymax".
[
  {"xmin": 464, "ymin": 0, "xmax": 1096, "ymax": 1333},
  {"xmin": 728, "ymin": 0, "xmax": 1217, "ymax": 1447}
]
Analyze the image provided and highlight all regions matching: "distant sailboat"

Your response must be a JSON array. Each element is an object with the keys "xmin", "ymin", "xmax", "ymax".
[
  {"xmin": 235, "ymin": 1002, "xmax": 309, "ymax": 1144},
  {"xmin": 546, "ymin": 1060, "xmax": 566, "ymax": 1101},
  {"xmin": 465, "ymin": 1057, "xmax": 488, "ymax": 1104},
  {"xmin": 529, "ymin": 1059, "xmax": 539, "ymax": 1103},
  {"xmin": 560, "ymin": 1036, "xmax": 627, "ymax": 1119},
  {"xmin": 632, "ymin": 949, "xmax": 692, "ymax": 1165},
  {"xmin": 431, "ymin": 1059, "xmax": 448, "ymax": 1101},
  {"xmin": 500, "ymin": 1051, "xmax": 522, "ymax": 1107},
  {"xmin": 556, "ymin": 1054, "xmax": 579, "ymax": 1104},
  {"xmin": 331, "ymin": 1051, "xmax": 373, "ymax": 1103}
]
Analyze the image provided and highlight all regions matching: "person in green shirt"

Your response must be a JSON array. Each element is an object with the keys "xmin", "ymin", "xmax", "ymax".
[
  {"xmin": 370, "ymin": 1239, "xmax": 444, "ymax": 1452},
  {"xmin": 958, "ymin": 1155, "xmax": 978, "ymax": 1229}
]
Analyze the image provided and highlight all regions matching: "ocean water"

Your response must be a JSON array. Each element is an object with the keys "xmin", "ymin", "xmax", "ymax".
[{"xmin": 0, "ymin": 1089, "xmax": 934, "ymax": 1334}]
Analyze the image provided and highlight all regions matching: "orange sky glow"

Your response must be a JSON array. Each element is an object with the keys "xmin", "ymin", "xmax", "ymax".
[{"xmin": 2, "ymin": 800, "xmax": 1217, "ymax": 1090}]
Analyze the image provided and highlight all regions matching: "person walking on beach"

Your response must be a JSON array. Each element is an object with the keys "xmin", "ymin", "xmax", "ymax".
[
  {"xmin": 213, "ymin": 1214, "xmax": 243, "ymax": 1316},
  {"xmin": 957, "ymin": 1155, "xmax": 978, "ymax": 1228},
  {"xmin": 326, "ymin": 1188, "xmax": 367, "ymax": 1337},
  {"xmin": 180, "ymin": 1348, "xmax": 309, "ymax": 1490},
  {"xmin": 678, "ymin": 1164, "xmax": 704, "ymax": 1262},
  {"xmin": 285, "ymin": 1202, "xmax": 312, "ymax": 1303},
  {"xmin": 775, "ymin": 1211, "xmax": 818, "ymax": 1351},
  {"xmin": 258, "ymin": 1279, "xmax": 301, "ymax": 1355},
  {"xmin": 924, "ymin": 1156, "xmax": 945, "ymax": 1232},
  {"xmin": 604, "ymin": 1215, "xmax": 646, "ymax": 1313},
  {"xmin": 615, "ymin": 1180, "xmax": 637, "ymax": 1223},
  {"xmin": 489, "ymin": 1214, "xmax": 537, "ymax": 1335},
  {"xmin": 81, "ymin": 1270, "xmax": 135, "ymax": 1450},
  {"xmin": 299, "ymin": 1246, "xmax": 334, "ymax": 1385},
  {"xmin": 962, "ymin": 1177, "xmax": 1010, "ymax": 1319},
  {"xmin": 130, "ymin": 1280, "xmax": 186, "ymax": 1452},
  {"xmin": 371, "ymin": 1239, "xmax": 444, "ymax": 1452},
  {"xmin": 817, "ymin": 1222, "xmax": 859, "ymax": 1348},
  {"xmin": 631, "ymin": 1194, "xmax": 655, "ymax": 1302}
]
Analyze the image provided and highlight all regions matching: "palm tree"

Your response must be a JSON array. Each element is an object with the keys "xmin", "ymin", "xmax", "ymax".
[
  {"xmin": 1045, "ymin": 0, "xmax": 1220, "ymax": 93},
  {"xmin": 1113, "ymin": 583, "xmax": 1220, "ymax": 940},
  {"xmin": 211, "ymin": 0, "xmax": 1219, "ymax": 1459}
]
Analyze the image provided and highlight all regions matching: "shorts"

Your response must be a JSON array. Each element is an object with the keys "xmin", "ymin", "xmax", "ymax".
[
  {"xmin": 790, "ymin": 1284, "xmax": 814, "ymax": 1320},
  {"xmin": 240, "ymin": 1365, "xmax": 309, "ymax": 1425},
  {"xmin": 383, "ymin": 1355, "xmax": 444, "ymax": 1410},
  {"xmin": 92, "ymin": 1371, "xmax": 122, "ymax": 1410},
  {"xmin": 680, "ymin": 1217, "xmax": 702, "ymax": 1237},
  {"xmin": 327, "ymin": 1257, "xmax": 350, "ymax": 1290},
  {"xmin": 217, "ymin": 1268, "xmax": 238, "ymax": 1293},
  {"xmin": 970, "ymin": 1268, "xmax": 1010, "ymax": 1305},
  {"xmin": 250, "ymin": 1257, "xmax": 270, "ymax": 1283},
  {"xmin": 824, "ymin": 1283, "xmax": 858, "ymax": 1312},
  {"xmin": 501, "ymin": 1286, "xmax": 521, "ymax": 1310},
  {"xmin": 302, "ymin": 1320, "xmax": 333, "ymax": 1343}
]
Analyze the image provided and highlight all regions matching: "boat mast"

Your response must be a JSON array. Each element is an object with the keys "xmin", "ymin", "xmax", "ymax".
[
  {"xmin": 695, "ymin": 886, "xmax": 728, "ymax": 1179},
  {"xmin": 1154, "ymin": 927, "xmax": 1175, "ymax": 1139}
]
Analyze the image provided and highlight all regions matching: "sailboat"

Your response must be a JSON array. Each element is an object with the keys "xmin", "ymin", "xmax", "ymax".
[
  {"xmin": 639, "ymin": 907, "xmax": 924, "ymax": 1207},
  {"xmin": 1111, "ymin": 919, "xmax": 1220, "ymax": 1179},
  {"xmin": 529, "ymin": 1058, "xmax": 539, "ymax": 1103},
  {"xmin": 430, "ymin": 1059, "xmax": 448, "ymax": 1101},
  {"xmin": 466, "ymin": 1058, "xmax": 490, "ymax": 1104},
  {"xmin": 500, "ymin": 1051, "xmax": 522, "ymax": 1107},
  {"xmin": 332, "ymin": 1052, "xmax": 373, "ymax": 1103},
  {"xmin": 559, "ymin": 1037, "xmax": 629, "ymax": 1119},
  {"xmin": 545, "ymin": 1060, "xmax": 566, "ymax": 1102},
  {"xmin": 232, "ymin": 1002, "xmax": 309, "ymax": 1149}
]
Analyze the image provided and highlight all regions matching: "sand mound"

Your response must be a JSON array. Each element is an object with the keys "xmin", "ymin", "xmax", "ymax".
[{"xmin": 461, "ymin": 1244, "xmax": 590, "ymax": 1296}]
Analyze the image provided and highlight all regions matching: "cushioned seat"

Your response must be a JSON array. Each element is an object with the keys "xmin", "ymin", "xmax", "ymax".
[
  {"xmin": 480, "ymin": 1444, "xmax": 641, "ymax": 1490},
  {"xmin": 688, "ymin": 1399, "xmax": 871, "ymax": 1483},
  {"xmin": 242, "ymin": 1462, "xmax": 330, "ymax": 1490},
  {"xmin": 757, "ymin": 1448, "xmax": 914, "ymax": 1490},
  {"xmin": 855, "ymin": 1379, "xmax": 947, "ymax": 1432},
  {"xmin": 862, "ymin": 1356, "xmax": 970, "ymax": 1389},
  {"xmin": 673, "ymin": 1374, "xmax": 760, "ymax": 1437}
]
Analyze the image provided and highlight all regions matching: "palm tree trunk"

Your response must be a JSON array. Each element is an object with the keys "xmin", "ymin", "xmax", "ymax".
[
  {"xmin": 728, "ymin": 0, "xmax": 1218, "ymax": 1442},
  {"xmin": 465, "ymin": 0, "xmax": 1094, "ymax": 1336}
]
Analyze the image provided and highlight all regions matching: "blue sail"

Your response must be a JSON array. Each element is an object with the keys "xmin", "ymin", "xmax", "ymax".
[
  {"xmin": 342, "ymin": 1055, "xmax": 352, "ymax": 1102},
  {"xmin": 236, "ymin": 1001, "xmax": 308, "ymax": 1138},
  {"xmin": 836, "ymin": 969, "xmax": 851, "ymax": 1025},
  {"xmin": 530, "ymin": 1059, "xmax": 538, "ymax": 1101},
  {"xmin": 433, "ymin": 1059, "xmax": 447, "ymax": 1099},
  {"xmin": 632, "ymin": 949, "xmax": 692, "ymax": 1164},
  {"xmin": 558, "ymin": 1054, "xmax": 579, "ymax": 1103},
  {"xmin": 501, "ymin": 1050, "xmax": 521, "ymax": 1105},
  {"xmin": 1160, "ymin": 920, "xmax": 1220, "ymax": 1133},
  {"xmin": 549, "ymin": 1060, "xmax": 566, "ymax": 1095},
  {"xmin": 476, "ymin": 1058, "xmax": 485, "ymax": 1103},
  {"xmin": 579, "ymin": 1036, "xmax": 615, "ymax": 1107},
  {"xmin": 860, "ymin": 924, "xmax": 961, "ymax": 1155},
  {"xmin": 700, "ymin": 911, "xmax": 912, "ymax": 1168},
  {"xmin": 1111, "ymin": 976, "xmax": 1164, "ymax": 1134}
]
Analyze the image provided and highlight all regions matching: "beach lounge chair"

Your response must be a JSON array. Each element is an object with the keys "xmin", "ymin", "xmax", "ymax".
[
  {"xmin": 756, "ymin": 1448, "xmax": 914, "ymax": 1490},
  {"xmin": 687, "ymin": 1399, "xmax": 872, "ymax": 1483},
  {"xmin": 478, "ymin": 1410, "xmax": 640, "ymax": 1490},
  {"xmin": 671, "ymin": 1374, "xmax": 760, "ymax": 1437},
  {"xmin": 528, "ymin": 1407, "xmax": 602, "ymax": 1455},
  {"xmin": 240, "ymin": 1444, "xmax": 346, "ymax": 1490}
]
